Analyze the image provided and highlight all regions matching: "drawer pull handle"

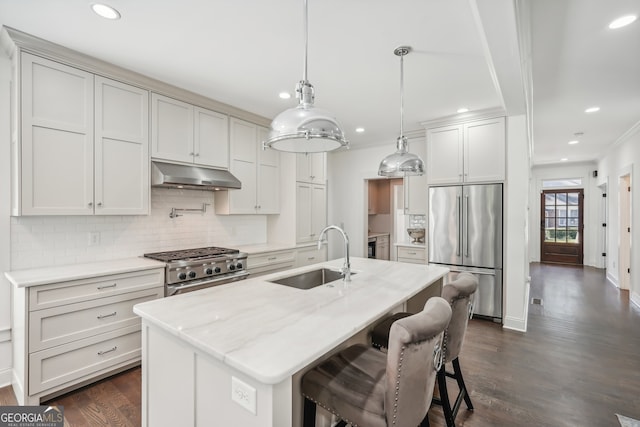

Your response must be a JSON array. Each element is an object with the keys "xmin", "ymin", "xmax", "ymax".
[
  {"xmin": 267, "ymin": 257, "xmax": 277, "ymax": 261},
  {"xmin": 97, "ymin": 283, "xmax": 117, "ymax": 290},
  {"xmin": 408, "ymin": 252, "xmax": 417, "ymax": 255},
  {"xmin": 97, "ymin": 311, "xmax": 117, "ymax": 319},
  {"xmin": 97, "ymin": 346, "xmax": 117, "ymax": 356},
  {"xmin": 307, "ymin": 257, "xmax": 315, "ymax": 260}
]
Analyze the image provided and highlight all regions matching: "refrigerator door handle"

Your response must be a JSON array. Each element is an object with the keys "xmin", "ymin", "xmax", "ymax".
[
  {"xmin": 456, "ymin": 194, "xmax": 462, "ymax": 256},
  {"xmin": 464, "ymin": 194, "xmax": 470, "ymax": 257}
]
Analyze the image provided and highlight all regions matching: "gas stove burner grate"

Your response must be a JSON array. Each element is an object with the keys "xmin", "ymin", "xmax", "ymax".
[{"xmin": 144, "ymin": 246, "xmax": 240, "ymax": 262}]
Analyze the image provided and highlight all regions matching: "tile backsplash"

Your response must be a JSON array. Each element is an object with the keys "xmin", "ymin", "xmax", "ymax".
[{"xmin": 10, "ymin": 188, "xmax": 266, "ymax": 270}]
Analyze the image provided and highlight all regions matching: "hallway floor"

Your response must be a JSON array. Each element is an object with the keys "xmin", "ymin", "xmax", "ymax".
[{"xmin": 437, "ymin": 263, "xmax": 640, "ymax": 426}]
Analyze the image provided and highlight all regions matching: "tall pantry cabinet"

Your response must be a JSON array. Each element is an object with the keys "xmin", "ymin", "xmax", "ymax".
[{"xmin": 15, "ymin": 53, "xmax": 149, "ymax": 215}]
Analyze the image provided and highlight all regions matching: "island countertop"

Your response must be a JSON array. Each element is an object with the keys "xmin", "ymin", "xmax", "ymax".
[{"xmin": 133, "ymin": 257, "xmax": 448, "ymax": 385}]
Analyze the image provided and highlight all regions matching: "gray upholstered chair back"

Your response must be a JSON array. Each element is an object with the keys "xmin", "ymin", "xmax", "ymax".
[
  {"xmin": 385, "ymin": 296, "xmax": 452, "ymax": 426},
  {"xmin": 441, "ymin": 272, "xmax": 478, "ymax": 362}
]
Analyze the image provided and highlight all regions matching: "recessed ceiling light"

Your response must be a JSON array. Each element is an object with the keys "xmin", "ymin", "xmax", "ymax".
[
  {"xmin": 91, "ymin": 3, "xmax": 121, "ymax": 20},
  {"xmin": 561, "ymin": 158, "xmax": 568, "ymax": 162},
  {"xmin": 585, "ymin": 106, "xmax": 600, "ymax": 113},
  {"xmin": 355, "ymin": 127, "xmax": 365, "ymax": 133},
  {"xmin": 568, "ymin": 140, "xmax": 579, "ymax": 145},
  {"xmin": 609, "ymin": 15, "xmax": 637, "ymax": 29},
  {"xmin": 457, "ymin": 107, "xmax": 469, "ymax": 113},
  {"xmin": 278, "ymin": 92, "xmax": 291, "ymax": 99}
]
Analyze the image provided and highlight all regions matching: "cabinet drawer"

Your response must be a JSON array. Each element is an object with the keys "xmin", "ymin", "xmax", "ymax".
[
  {"xmin": 376, "ymin": 235, "xmax": 389, "ymax": 244},
  {"xmin": 397, "ymin": 247, "xmax": 426, "ymax": 261},
  {"xmin": 248, "ymin": 250, "xmax": 296, "ymax": 269},
  {"xmin": 29, "ymin": 287, "xmax": 162, "ymax": 352},
  {"xmin": 29, "ymin": 325, "xmax": 141, "ymax": 395},
  {"xmin": 295, "ymin": 247, "xmax": 327, "ymax": 268},
  {"xmin": 29, "ymin": 269, "xmax": 163, "ymax": 310}
]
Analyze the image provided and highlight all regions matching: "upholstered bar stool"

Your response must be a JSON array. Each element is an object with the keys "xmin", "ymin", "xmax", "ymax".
[
  {"xmin": 301, "ymin": 297, "xmax": 452, "ymax": 427},
  {"xmin": 370, "ymin": 272, "xmax": 478, "ymax": 427}
]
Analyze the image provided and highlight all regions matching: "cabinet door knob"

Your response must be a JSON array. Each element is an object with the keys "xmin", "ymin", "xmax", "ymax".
[
  {"xmin": 88, "ymin": 202, "xmax": 93, "ymax": 207},
  {"xmin": 97, "ymin": 202, "xmax": 103, "ymax": 207},
  {"xmin": 194, "ymin": 153, "xmax": 200, "ymax": 157}
]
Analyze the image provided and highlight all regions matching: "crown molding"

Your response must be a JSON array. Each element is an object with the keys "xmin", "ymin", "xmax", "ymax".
[{"xmin": 420, "ymin": 107, "xmax": 506, "ymax": 129}]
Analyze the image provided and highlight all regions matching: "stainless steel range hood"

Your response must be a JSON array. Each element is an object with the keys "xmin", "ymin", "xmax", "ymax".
[{"xmin": 151, "ymin": 161, "xmax": 241, "ymax": 191}]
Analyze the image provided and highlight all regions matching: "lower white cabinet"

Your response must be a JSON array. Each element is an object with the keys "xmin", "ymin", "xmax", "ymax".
[
  {"xmin": 11, "ymin": 267, "xmax": 163, "ymax": 405},
  {"xmin": 397, "ymin": 246, "xmax": 427, "ymax": 264},
  {"xmin": 295, "ymin": 246, "xmax": 327, "ymax": 268},
  {"xmin": 246, "ymin": 249, "xmax": 296, "ymax": 277},
  {"xmin": 375, "ymin": 235, "xmax": 390, "ymax": 261}
]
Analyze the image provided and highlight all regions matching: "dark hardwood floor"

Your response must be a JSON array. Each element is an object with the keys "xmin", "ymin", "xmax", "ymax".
[{"xmin": 1, "ymin": 262, "xmax": 638, "ymax": 426}]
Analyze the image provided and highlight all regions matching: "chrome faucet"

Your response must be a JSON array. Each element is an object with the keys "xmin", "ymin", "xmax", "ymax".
[{"xmin": 317, "ymin": 225, "xmax": 351, "ymax": 282}]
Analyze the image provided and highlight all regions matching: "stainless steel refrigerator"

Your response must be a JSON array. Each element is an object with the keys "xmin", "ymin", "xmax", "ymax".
[{"xmin": 428, "ymin": 183, "xmax": 503, "ymax": 320}]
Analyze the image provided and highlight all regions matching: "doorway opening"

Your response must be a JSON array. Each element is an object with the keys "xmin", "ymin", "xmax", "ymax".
[
  {"xmin": 619, "ymin": 173, "xmax": 631, "ymax": 290},
  {"xmin": 540, "ymin": 189, "xmax": 584, "ymax": 265}
]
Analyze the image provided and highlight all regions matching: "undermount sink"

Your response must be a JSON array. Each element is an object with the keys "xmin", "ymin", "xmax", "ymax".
[{"xmin": 269, "ymin": 268, "xmax": 356, "ymax": 290}]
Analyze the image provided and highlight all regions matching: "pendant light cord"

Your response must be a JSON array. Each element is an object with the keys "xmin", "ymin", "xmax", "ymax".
[
  {"xmin": 303, "ymin": 0, "xmax": 308, "ymax": 83},
  {"xmin": 399, "ymin": 51, "xmax": 404, "ymax": 139}
]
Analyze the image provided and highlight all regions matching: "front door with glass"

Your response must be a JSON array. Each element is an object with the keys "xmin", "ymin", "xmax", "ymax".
[{"xmin": 541, "ymin": 189, "xmax": 584, "ymax": 265}]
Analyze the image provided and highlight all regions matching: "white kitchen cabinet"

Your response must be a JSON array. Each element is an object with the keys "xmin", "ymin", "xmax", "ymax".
[
  {"xmin": 368, "ymin": 180, "xmax": 390, "ymax": 215},
  {"xmin": 246, "ymin": 249, "xmax": 296, "ymax": 277},
  {"xmin": 10, "ymin": 266, "xmax": 163, "ymax": 405},
  {"xmin": 151, "ymin": 93, "xmax": 229, "ymax": 169},
  {"xmin": 95, "ymin": 77, "xmax": 149, "ymax": 215},
  {"xmin": 215, "ymin": 118, "xmax": 279, "ymax": 214},
  {"xmin": 404, "ymin": 137, "xmax": 428, "ymax": 215},
  {"xmin": 296, "ymin": 183, "xmax": 327, "ymax": 243},
  {"xmin": 426, "ymin": 117, "xmax": 505, "ymax": 185},
  {"xmin": 397, "ymin": 245, "xmax": 427, "ymax": 264},
  {"xmin": 17, "ymin": 53, "xmax": 149, "ymax": 215},
  {"xmin": 375, "ymin": 235, "xmax": 390, "ymax": 260},
  {"xmin": 296, "ymin": 152, "xmax": 326, "ymax": 183},
  {"xmin": 295, "ymin": 245, "xmax": 327, "ymax": 268}
]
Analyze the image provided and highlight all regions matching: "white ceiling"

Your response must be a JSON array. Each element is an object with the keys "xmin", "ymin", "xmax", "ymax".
[{"xmin": 0, "ymin": 0, "xmax": 638, "ymax": 166}]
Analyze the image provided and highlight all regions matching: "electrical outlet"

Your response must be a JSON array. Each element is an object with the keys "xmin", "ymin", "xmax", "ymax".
[
  {"xmin": 88, "ymin": 231, "xmax": 100, "ymax": 246},
  {"xmin": 231, "ymin": 376, "xmax": 256, "ymax": 414}
]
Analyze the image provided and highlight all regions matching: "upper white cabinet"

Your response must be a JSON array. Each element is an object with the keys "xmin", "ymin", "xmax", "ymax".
[
  {"xmin": 404, "ymin": 137, "xmax": 427, "ymax": 214},
  {"xmin": 215, "ymin": 118, "xmax": 279, "ymax": 214},
  {"xmin": 296, "ymin": 153, "xmax": 326, "ymax": 184},
  {"xmin": 151, "ymin": 93, "xmax": 229, "ymax": 169},
  {"xmin": 427, "ymin": 117, "xmax": 505, "ymax": 185},
  {"xmin": 296, "ymin": 182, "xmax": 327, "ymax": 243},
  {"xmin": 18, "ymin": 53, "xmax": 149, "ymax": 215}
]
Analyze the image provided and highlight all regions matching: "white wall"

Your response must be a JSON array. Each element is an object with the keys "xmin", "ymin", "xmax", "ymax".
[
  {"xmin": 529, "ymin": 161, "xmax": 601, "ymax": 267},
  {"xmin": 596, "ymin": 125, "xmax": 640, "ymax": 307},
  {"xmin": 502, "ymin": 115, "xmax": 530, "ymax": 332}
]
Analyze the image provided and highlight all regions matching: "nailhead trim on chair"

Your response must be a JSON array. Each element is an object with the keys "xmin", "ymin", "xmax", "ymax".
[
  {"xmin": 302, "ymin": 394, "xmax": 360, "ymax": 427},
  {"xmin": 391, "ymin": 345, "xmax": 405, "ymax": 425}
]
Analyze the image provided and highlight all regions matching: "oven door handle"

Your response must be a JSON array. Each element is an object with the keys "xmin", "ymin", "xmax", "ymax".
[{"xmin": 166, "ymin": 271, "xmax": 250, "ymax": 296}]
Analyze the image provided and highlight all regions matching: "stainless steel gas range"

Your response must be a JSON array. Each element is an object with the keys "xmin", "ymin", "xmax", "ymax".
[{"xmin": 144, "ymin": 246, "xmax": 249, "ymax": 296}]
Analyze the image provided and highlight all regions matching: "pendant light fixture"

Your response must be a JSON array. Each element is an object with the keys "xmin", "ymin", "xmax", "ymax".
[
  {"xmin": 263, "ymin": 0, "xmax": 348, "ymax": 153},
  {"xmin": 378, "ymin": 46, "xmax": 425, "ymax": 177}
]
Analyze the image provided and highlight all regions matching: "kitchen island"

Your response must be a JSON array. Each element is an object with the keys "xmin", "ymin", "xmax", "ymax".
[{"xmin": 133, "ymin": 257, "xmax": 448, "ymax": 427}]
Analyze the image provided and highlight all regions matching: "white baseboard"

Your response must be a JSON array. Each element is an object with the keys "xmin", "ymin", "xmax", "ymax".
[
  {"xmin": 502, "ymin": 279, "xmax": 530, "ymax": 333},
  {"xmin": 631, "ymin": 292, "xmax": 640, "ymax": 309},
  {"xmin": 0, "ymin": 367, "xmax": 12, "ymax": 388},
  {"xmin": 606, "ymin": 271, "xmax": 619, "ymax": 288}
]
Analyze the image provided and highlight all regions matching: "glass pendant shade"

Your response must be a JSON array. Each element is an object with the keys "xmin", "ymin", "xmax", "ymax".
[
  {"xmin": 378, "ymin": 46, "xmax": 425, "ymax": 177},
  {"xmin": 263, "ymin": 0, "xmax": 348, "ymax": 153},
  {"xmin": 378, "ymin": 136, "xmax": 425, "ymax": 177}
]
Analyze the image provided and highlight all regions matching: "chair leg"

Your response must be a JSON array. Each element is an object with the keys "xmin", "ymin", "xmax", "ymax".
[
  {"xmin": 303, "ymin": 397, "xmax": 317, "ymax": 427},
  {"xmin": 436, "ymin": 366, "xmax": 456, "ymax": 427},
  {"xmin": 420, "ymin": 411, "xmax": 431, "ymax": 427},
  {"xmin": 452, "ymin": 358, "xmax": 473, "ymax": 410}
]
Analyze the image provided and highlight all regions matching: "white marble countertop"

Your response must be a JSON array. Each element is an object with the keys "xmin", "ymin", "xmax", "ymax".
[
  {"xmin": 133, "ymin": 257, "xmax": 448, "ymax": 384},
  {"xmin": 395, "ymin": 241, "xmax": 427, "ymax": 248},
  {"xmin": 4, "ymin": 257, "xmax": 166, "ymax": 288},
  {"xmin": 236, "ymin": 243, "xmax": 299, "ymax": 255},
  {"xmin": 368, "ymin": 232, "xmax": 389, "ymax": 239}
]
